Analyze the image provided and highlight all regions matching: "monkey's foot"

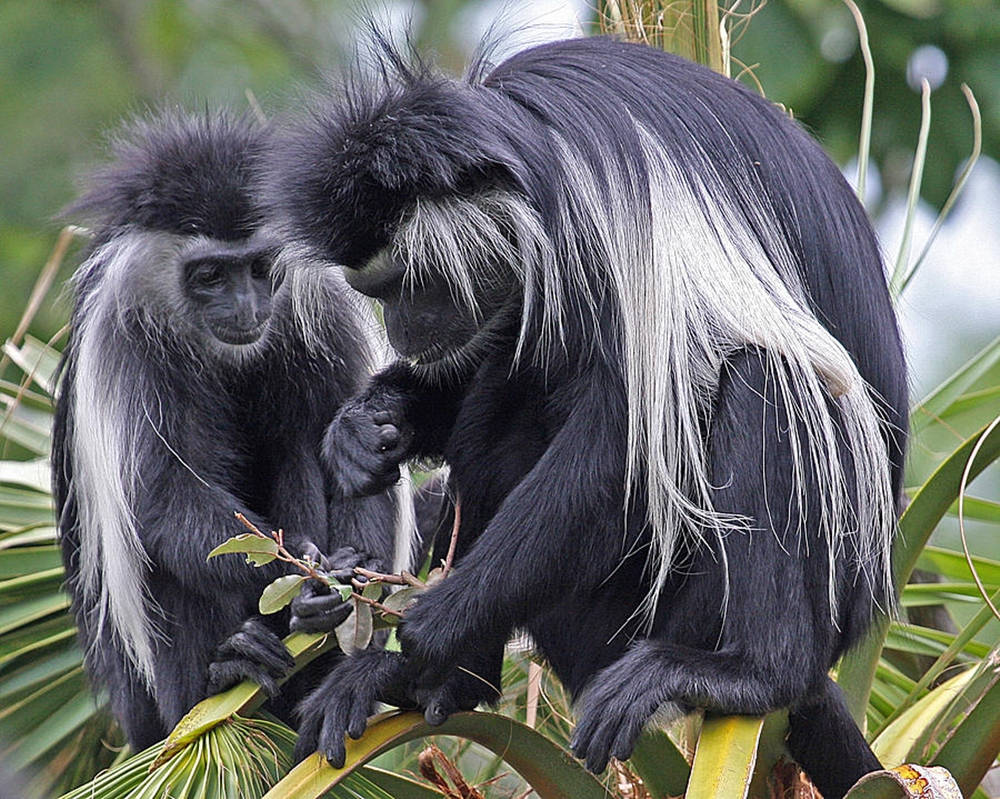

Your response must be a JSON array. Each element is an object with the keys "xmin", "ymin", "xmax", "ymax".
[
  {"xmin": 207, "ymin": 618, "xmax": 295, "ymax": 698},
  {"xmin": 570, "ymin": 647, "xmax": 681, "ymax": 773}
]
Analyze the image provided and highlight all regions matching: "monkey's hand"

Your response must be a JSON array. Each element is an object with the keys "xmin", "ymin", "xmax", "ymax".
[
  {"xmin": 569, "ymin": 644, "xmax": 683, "ymax": 773},
  {"xmin": 289, "ymin": 579, "xmax": 353, "ymax": 634},
  {"xmin": 294, "ymin": 650, "xmax": 418, "ymax": 766},
  {"xmin": 291, "ymin": 545, "xmax": 386, "ymax": 633},
  {"xmin": 322, "ymin": 396, "xmax": 413, "ymax": 498},
  {"xmin": 412, "ymin": 656, "xmax": 503, "ymax": 727},
  {"xmin": 396, "ymin": 576, "xmax": 496, "ymax": 677},
  {"xmin": 207, "ymin": 618, "xmax": 296, "ymax": 698}
]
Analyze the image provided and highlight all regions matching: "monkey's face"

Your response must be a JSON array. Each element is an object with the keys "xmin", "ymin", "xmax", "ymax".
[
  {"xmin": 342, "ymin": 247, "xmax": 515, "ymax": 367},
  {"xmin": 181, "ymin": 239, "xmax": 283, "ymax": 348}
]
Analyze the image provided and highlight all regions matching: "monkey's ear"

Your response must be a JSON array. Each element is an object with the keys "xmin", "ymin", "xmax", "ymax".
[{"xmin": 266, "ymin": 78, "xmax": 517, "ymax": 269}]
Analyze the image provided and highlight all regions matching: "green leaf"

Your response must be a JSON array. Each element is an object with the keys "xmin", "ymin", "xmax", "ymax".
[
  {"xmin": 0, "ymin": 459, "xmax": 51, "ymax": 492},
  {"xmin": 154, "ymin": 631, "xmax": 333, "ymax": 767},
  {"xmin": 362, "ymin": 767, "xmax": 445, "ymax": 798},
  {"xmin": 335, "ymin": 602, "xmax": 373, "ymax": 654},
  {"xmin": 259, "ymin": 575, "xmax": 305, "ymax": 614},
  {"xmin": 5, "ymin": 687, "xmax": 99, "ymax": 771},
  {"xmin": 0, "ymin": 592, "xmax": 71, "ymax": 635},
  {"xmin": 871, "ymin": 668, "xmax": 977, "ymax": 766},
  {"xmin": 362, "ymin": 581, "xmax": 381, "ymax": 601},
  {"xmin": 207, "ymin": 533, "xmax": 278, "ymax": 566},
  {"xmin": 59, "ymin": 716, "xmax": 298, "ymax": 799},
  {"xmin": 945, "ymin": 495, "xmax": 1000, "ymax": 524},
  {"xmin": 910, "ymin": 334, "xmax": 1000, "ymax": 436},
  {"xmin": 628, "ymin": 726, "xmax": 691, "ymax": 797},
  {"xmin": 5, "ymin": 336, "xmax": 61, "ymax": 392},
  {"xmin": 900, "ymin": 582, "xmax": 997, "ymax": 606},
  {"xmin": 0, "ymin": 544, "xmax": 62, "ymax": 579},
  {"xmin": 335, "ymin": 583, "xmax": 353, "ymax": 602},
  {"xmin": 685, "ymin": 714, "xmax": 764, "ymax": 799},
  {"xmin": 264, "ymin": 711, "xmax": 608, "ymax": 799},
  {"xmin": 932, "ymin": 676, "xmax": 1000, "ymax": 797},
  {"xmin": 917, "ymin": 546, "xmax": 1000, "ymax": 584},
  {"xmin": 838, "ymin": 418, "xmax": 1000, "ymax": 721},
  {"xmin": 381, "ymin": 586, "xmax": 421, "ymax": 614}
]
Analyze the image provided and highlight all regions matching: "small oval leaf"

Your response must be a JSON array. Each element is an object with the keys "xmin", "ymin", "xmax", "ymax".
[
  {"xmin": 208, "ymin": 534, "xmax": 279, "ymax": 566},
  {"xmin": 381, "ymin": 587, "xmax": 421, "ymax": 614},
  {"xmin": 259, "ymin": 575, "xmax": 306, "ymax": 614},
  {"xmin": 336, "ymin": 583, "xmax": 354, "ymax": 602},
  {"xmin": 335, "ymin": 602, "xmax": 374, "ymax": 654}
]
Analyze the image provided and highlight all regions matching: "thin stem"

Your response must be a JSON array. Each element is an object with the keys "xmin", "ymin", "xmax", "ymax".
[
  {"xmin": 441, "ymin": 496, "xmax": 462, "ymax": 578},
  {"xmin": 890, "ymin": 78, "xmax": 932, "ymax": 296},
  {"xmin": 898, "ymin": 84, "xmax": 982, "ymax": 295},
  {"xmin": 844, "ymin": 0, "xmax": 874, "ymax": 204}
]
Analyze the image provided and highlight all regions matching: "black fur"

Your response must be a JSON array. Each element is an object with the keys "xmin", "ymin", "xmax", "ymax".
[
  {"xmin": 52, "ymin": 110, "xmax": 401, "ymax": 750},
  {"xmin": 270, "ymin": 38, "xmax": 907, "ymax": 798}
]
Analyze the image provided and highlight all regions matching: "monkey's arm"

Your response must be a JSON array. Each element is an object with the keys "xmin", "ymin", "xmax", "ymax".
[
  {"xmin": 397, "ymin": 368, "xmax": 629, "ymax": 673},
  {"xmin": 138, "ymin": 470, "xmax": 306, "ymax": 593}
]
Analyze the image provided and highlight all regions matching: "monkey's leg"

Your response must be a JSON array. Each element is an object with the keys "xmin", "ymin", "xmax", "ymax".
[{"xmin": 572, "ymin": 349, "xmax": 880, "ymax": 799}]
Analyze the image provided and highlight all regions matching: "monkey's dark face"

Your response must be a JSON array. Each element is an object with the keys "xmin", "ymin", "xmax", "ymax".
[
  {"xmin": 342, "ymin": 248, "xmax": 515, "ymax": 366},
  {"xmin": 181, "ymin": 239, "xmax": 282, "ymax": 347}
]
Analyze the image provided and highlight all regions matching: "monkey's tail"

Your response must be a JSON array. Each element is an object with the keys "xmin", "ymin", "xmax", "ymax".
[{"xmin": 786, "ymin": 677, "xmax": 881, "ymax": 799}]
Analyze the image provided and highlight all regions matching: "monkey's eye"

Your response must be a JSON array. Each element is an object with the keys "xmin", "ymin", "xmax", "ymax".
[{"xmin": 194, "ymin": 266, "xmax": 225, "ymax": 287}]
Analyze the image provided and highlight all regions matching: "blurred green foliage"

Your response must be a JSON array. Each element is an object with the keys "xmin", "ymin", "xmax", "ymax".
[{"xmin": 1, "ymin": 0, "xmax": 998, "ymax": 344}]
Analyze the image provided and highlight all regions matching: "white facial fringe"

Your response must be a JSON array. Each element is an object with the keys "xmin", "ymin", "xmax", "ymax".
[
  {"xmin": 69, "ymin": 232, "xmax": 179, "ymax": 688},
  {"xmin": 395, "ymin": 126, "xmax": 895, "ymax": 626}
]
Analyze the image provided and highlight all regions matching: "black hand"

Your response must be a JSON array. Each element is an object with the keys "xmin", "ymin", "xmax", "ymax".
[
  {"xmin": 294, "ymin": 650, "xmax": 417, "ymax": 766},
  {"xmin": 322, "ymin": 398, "xmax": 413, "ymax": 498},
  {"xmin": 290, "ymin": 579, "xmax": 353, "ymax": 634}
]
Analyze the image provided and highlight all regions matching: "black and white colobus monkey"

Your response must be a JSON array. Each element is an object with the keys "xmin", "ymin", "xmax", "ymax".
[
  {"xmin": 269, "ymin": 37, "xmax": 907, "ymax": 798},
  {"xmin": 51, "ymin": 110, "xmax": 415, "ymax": 750}
]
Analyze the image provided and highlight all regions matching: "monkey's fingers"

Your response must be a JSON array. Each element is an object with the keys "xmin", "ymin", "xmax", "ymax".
[
  {"xmin": 216, "ymin": 620, "xmax": 295, "ymax": 671},
  {"xmin": 294, "ymin": 653, "xmax": 392, "ymax": 766},
  {"xmin": 318, "ymin": 713, "xmax": 350, "ymax": 769},
  {"xmin": 323, "ymin": 545, "xmax": 369, "ymax": 582},
  {"xmin": 294, "ymin": 690, "xmax": 328, "ymax": 763},
  {"xmin": 289, "ymin": 595, "xmax": 353, "ymax": 633},
  {"xmin": 323, "ymin": 401, "xmax": 411, "ymax": 497},
  {"xmin": 207, "ymin": 660, "xmax": 281, "ymax": 698},
  {"xmin": 416, "ymin": 679, "xmax": 474, "ymax": 727}
]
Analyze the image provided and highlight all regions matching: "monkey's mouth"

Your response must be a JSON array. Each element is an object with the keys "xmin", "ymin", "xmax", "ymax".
[{"xmin": 213, "ymin": 322, "xmax": 268, "ymax": 346}]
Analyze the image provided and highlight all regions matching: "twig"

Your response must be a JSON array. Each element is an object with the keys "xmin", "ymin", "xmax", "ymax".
[
  {"xmin": 350, "ymin": 591, "xmax": 405, "ymax": 619},
  {"xmin": 441, "ymin": 496, "xmax": 462, "ymax": 578},
  {"xmin": 233, "ymin": 512, "xmax": 325, "ymax": 580},
  {"xmin": 354, "ymin": 567, "xmax": 425, "ymax": 588},
  {"xmin": 959, "ymin": 415, "xmax": 1000, "ymax": 621}
]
